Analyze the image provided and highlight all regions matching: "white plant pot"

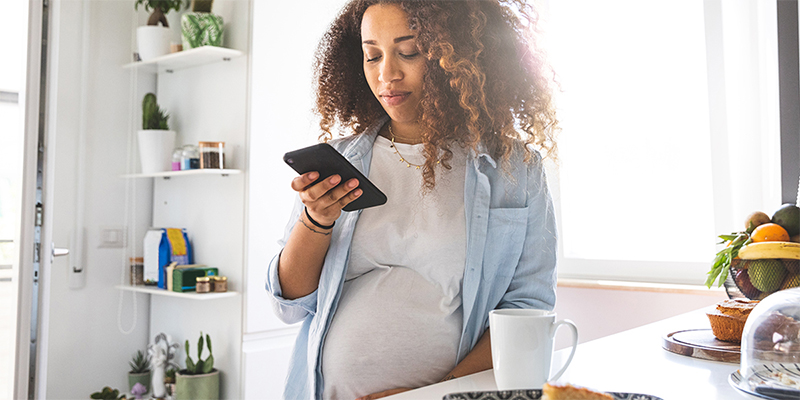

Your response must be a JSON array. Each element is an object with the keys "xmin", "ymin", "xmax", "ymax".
[
  {"xmin": 137, "ymin": 26, "xmax": 171, "ymax": 61},
  {"xmin": 137, "ymin": 130, "xmax": 176, "ymax": 174}
]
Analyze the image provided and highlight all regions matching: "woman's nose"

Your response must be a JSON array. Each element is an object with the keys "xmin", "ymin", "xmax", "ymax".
[{"xmin": 379, "ymin": 57, "xmax": 402, "ymax": 83}]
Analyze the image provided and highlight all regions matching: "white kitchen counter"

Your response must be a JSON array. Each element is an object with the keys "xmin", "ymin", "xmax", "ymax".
[{"xmin": 387, "ymin": 307, "xmax": 748, "ymax": 400}]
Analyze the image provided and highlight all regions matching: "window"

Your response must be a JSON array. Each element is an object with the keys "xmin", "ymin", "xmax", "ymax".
[{"xmin": 543, "ymin": 0, "xmax": 782, "ymax": 284}]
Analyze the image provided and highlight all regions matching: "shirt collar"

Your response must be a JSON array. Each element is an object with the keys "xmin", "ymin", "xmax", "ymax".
[{"xmin": 341, "ymin": 116, "xmax": 499, "ymax": 169}]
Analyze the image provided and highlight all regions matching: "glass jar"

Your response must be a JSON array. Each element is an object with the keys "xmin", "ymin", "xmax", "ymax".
[
  {"xmin": 129, "ymin": 257, "xmax": 144, "ymax": 286},
  {"xmin": 171, "ymin": 148, "xmax": 182, "ymax": 171},
  {"xmin": 213, "ymin": 276, "xmax": 228, "ymax": 292},
  {"xmin": 181, "ymin": 145, "xmax": 200, "ymax": 170},
  {"xmin": 196, "ymin": 276, "xmax": 212, "ymax": 293},
  {"xmin": 199, "ymin": 141, "xmax": 225, "ymax": 169}
]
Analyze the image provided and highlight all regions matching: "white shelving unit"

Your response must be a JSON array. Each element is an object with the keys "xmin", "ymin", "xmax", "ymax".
[
  {"xmin": 122, "ymin": 38, "xmax": 248, "ymax": 399},
  {"xmin": 122, "ymin": 169, "xmax": 242, "ymax": 179},
  {"xmin": 115, "ymin": 285, "xmax": 238, "ymax": 300},
  {"xmin": 123, "ymin": 46, "xmax": 244, "ymax": 73}
]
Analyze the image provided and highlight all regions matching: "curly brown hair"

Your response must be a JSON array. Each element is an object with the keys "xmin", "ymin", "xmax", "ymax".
[{"xmin": 314, "ymin": 0, "xmax": 558, "ymax": 189}]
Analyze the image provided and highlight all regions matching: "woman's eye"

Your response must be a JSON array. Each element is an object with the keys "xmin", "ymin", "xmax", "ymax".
[
  {"xmin": 366, "ymin": 55, "xmax": 381, "ymax": 63},
  {"xmin": 400, "ymin": 52, "xmax": 420, "ymax": 59}
]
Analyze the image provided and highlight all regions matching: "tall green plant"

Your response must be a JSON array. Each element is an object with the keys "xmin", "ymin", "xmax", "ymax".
[
  {"xmin": 135, "ymin": 0, "xmax": 188, "ymax": 27},
  {"xmin": 142, "ymin": 93, "xmax": 169, "ymax": 130},
  {"xmin": 184, "ymin": 332, "xmax": 214, "ymax": 375}
]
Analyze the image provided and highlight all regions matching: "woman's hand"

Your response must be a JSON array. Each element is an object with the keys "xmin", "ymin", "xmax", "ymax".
[
  {"xmin": 292, "ymin": 171, "xmax": 362, "ymax": 226},
  {"xmin": 355, "ymin": 388, "xmax": 411, "ymax": 400}
]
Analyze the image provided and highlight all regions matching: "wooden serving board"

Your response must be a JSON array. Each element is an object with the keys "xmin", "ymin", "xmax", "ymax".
[{"xmin": 662, "ymin": 329, "xmax": 740, "ymax": 363}]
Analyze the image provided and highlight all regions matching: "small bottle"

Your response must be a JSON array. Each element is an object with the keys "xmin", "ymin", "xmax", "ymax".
[
  {"xmin": 196, "ymin": 276, "xmax": 212, "ymax": 293},
  {"xmin": 171, "ymin": 148, "xmax": 182, "ymax": 171},
  {"xmin": 213, "ymin": 276, "xmax": 228, "ymax": 292},
  {"xmin": 181, "ymin": 145, "xmax": 200, "ymax": 170}
]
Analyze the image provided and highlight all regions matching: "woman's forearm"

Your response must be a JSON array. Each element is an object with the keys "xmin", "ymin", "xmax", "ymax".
[
  {"xmin": 277, "ymin": 211, "xmax": 333, "ymax": 299},
  {"xmin": 442, "ymin": 328, "xmax": 493, "ymax": 381}
]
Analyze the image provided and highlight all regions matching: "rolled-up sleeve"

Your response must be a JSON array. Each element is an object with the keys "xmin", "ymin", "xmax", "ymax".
[
  {"xmin": 265, "ymin": 196, "xmax": 320, "ymax": 324},
  {"xmin": 496, "ymin": 151, "xmax": 557, "ymax": 312}
]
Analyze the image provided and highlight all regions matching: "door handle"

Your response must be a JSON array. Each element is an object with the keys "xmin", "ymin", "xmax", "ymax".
[{"xmin": 51, "ymin": 242, "xmax": 69, "ymax": 264}]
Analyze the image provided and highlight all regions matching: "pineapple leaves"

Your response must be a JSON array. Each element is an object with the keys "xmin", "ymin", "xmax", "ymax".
[{"xmin": 705, "ymin": 232, "xmax": 750, "ymax": 288}]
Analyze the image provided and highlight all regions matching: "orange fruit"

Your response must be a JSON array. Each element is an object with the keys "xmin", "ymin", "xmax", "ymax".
[{"xmin": 750, "ymin": 223, "xmax": 790, "ymax": 242}]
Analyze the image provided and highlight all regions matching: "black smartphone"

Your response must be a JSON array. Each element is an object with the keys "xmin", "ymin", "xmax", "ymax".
[{"xmin": 283, "ymin": 143, "xmax": 387, "ymax": 212}]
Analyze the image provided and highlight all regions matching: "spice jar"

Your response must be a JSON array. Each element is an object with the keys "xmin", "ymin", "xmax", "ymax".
[
  {"xmin": 171, "ymin": 148, "xmax": 182, "ymax": 171},
  {"xmin": 213, "ymin": 276, "xmax": 228, "ymax": 293},
  {"xmin": 196, "ymin": 276, "xmax": 212, "ymax": 293},
  {"xmin": 181, "ymin": 145, "xmax": 200, "ymax": 170},
  {"xmin": 199, "ymin": 141, "xmax": 225, "ymax": 169},
  {"xmin": 129, "ymin": 257, "xmax": 144, "ymax": 286}
]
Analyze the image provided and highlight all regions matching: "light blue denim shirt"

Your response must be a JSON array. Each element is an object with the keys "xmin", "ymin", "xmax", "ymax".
[{"xmin": 266, "ymin": 117, "xmax": 557, "ymax": 399}]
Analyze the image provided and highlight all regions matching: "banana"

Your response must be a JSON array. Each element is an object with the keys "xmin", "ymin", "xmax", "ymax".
[{"xmin": 738, "ymin": 241, "xmax": 800, "ymax": 260}]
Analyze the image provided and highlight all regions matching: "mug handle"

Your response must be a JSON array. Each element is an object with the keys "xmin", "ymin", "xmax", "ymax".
[{"xmin": 548, "ymin": 319, "xmax": 578, "ymax": 382}]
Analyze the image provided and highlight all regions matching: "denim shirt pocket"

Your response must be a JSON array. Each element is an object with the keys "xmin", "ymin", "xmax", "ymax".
[{"xmin": 481, "ymin": 206, "xmax": 529, "ymax": 282}]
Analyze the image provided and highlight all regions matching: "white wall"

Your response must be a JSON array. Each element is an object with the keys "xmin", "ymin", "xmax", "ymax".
[
  {"xmin": 553, "ymin": 284, "xmax": 728, "ymax": 350},
  {"xmin": 244, "ymin": 0, "xmax": 348, "ymax": 398}
]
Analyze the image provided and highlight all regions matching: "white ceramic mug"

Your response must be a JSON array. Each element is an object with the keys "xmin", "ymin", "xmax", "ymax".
[{"xmin": 489, "ymin": 309, "xmax": 578, "ymax": 390}]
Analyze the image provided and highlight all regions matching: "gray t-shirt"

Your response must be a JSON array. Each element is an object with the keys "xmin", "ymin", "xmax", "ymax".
[{"xmin": 321, "ymin": 136, "xmax": 467, "ymax": 400}]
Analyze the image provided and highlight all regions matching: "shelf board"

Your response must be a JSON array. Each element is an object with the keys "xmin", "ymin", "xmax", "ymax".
[
  {"xmin": 122, "ymin": 169, "xmax": 242, "ymax": 179},
  {"xmin": 123, "ymin": 46, "xmax": 244, "ymax": 73},
  {"xmin": 115, "ymin": 285, "xmax": 238, "ymax": 300}
]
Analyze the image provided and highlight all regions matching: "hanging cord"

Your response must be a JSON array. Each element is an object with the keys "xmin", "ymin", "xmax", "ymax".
[
  {"xmin": 796, "ymin": 174, "xmax": 799, "ymax": 207},
  {"xmin": 117, "ymin": 30, "xmax": 139, "ymax": 335}
]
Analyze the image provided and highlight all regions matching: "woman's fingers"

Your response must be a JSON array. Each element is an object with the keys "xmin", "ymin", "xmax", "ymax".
[
  {"xmin": 294, "ymin": 174, "xmax": 361, "ymax": 216},
  {"xmin": 290, "ymin": 171, "xmax": 320, "ymax": 192}
]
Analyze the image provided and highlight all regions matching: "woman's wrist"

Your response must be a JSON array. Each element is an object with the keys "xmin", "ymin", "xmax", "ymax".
[{"xmin": 304, "ymin": 207, "xmax": 335, "ymax": 230}]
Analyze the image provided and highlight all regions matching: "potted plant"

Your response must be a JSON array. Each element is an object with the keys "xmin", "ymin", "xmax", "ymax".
[
  {"xmin": 181, "ymin": 0, "xmax": 224, "ymax": 50},
  {"xmin": 90, "ymin": 386, "xmax": 127, "ymax": 400},
  {"xmin": 137, "ymin": 93, "xmax": 176, "ymax": 174},
  {"xmin": 175, "ymin": 332, "xmax": 219, "ymax": 400},
  {"xmin": 128, "ymin": 350, "xmax": 151, "ymax": 395},
  {"xmin": 134, "ymin": 0, "xmax": 188, "ymax": 60}
]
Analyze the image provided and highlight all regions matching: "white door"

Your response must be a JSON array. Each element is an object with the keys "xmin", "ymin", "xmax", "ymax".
[
  {"xmin": 5, "ymin": 1, "xmax": 47, "ymax": 399},
  {"xmin": 12, "ymin": 1, "xmax": 152, "ymax": 398}
]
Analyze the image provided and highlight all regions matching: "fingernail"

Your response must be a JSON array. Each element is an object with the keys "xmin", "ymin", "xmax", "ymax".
[
  {"xmin": 348, "ymin": 179, "xmax": 358, "ymax": 188},
  {"xmin": 309, "ymin": 172, "xmax": 318, "ymax": 180},
  {"xmin": 354, "ymin": 189, "xmax": 362, "ymax": 197},
  {"xmin": 330, "ymin": 175, "xmax": 340, "ymax": 184}
]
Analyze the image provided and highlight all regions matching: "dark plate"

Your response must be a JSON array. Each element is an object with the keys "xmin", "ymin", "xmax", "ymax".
[{"xmin": 442, "ymin": 389, "xmax": 664, "ymax": 400}]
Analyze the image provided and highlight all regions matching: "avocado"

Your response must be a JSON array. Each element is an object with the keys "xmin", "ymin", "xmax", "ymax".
[{"xmin": 772, "ymin": 204, "xmax": 800, "ymax": 236}]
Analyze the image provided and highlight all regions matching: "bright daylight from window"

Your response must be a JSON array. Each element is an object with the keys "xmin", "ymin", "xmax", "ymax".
[{"xmin": 547, "ymin": 0, "xmax": 718, "ymax": 269}]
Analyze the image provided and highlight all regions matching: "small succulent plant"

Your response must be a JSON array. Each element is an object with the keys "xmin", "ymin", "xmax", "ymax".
[
  {"xmin": 90, "ymin": 386, "xmax": 127, "ymax": 400},
  {"xmin": 129, "ymin": 350, "xmax": 151, "ymax": 373},
  {"xmin": 184, "ymin": 331, "xmax": 214, "ymax": 375}
]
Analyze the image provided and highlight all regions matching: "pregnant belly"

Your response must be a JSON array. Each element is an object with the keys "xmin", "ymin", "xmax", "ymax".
[{"xmin": 321, "ymin": 267, "xmax": 462, "ymax": 400}]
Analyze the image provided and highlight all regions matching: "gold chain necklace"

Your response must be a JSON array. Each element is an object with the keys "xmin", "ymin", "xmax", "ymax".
[{"xmin": 388, "ymin": 124, "xmax": 425, "ymax": 169}]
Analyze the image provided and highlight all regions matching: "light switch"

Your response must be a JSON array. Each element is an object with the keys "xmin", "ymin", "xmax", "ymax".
[{"xmin": 98, "ymin": 227, "xmax": 126, "ymax": 248}]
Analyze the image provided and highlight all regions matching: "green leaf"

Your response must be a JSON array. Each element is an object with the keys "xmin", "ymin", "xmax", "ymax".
[
  {"xmin": 198, "ymin": 332, "xmax": 204, "ymax": 361},
  {"xmin": 206, "ymin": 333, "xmax": 213, "ymax": 356},
  {"xmin": 185, "ymin": 356, "xmax": 195, "ymax": 374},
  {"xmin": 202, "ymin": 354, "xmax": 214, "ymax": 374},
  {"xmin": 195, "ymin": 359, "xmax": 204, "ymax": 374}
]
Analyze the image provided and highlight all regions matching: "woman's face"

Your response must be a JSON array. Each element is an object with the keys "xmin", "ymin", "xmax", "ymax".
[{"xmin": 360, "ymin": 4, "xmax": 426, "ymax": 125}]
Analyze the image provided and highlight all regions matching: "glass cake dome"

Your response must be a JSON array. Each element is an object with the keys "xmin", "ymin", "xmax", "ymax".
[{"xmin": 737, "ymin": 287, "xmax": 800, "ymax": 397}]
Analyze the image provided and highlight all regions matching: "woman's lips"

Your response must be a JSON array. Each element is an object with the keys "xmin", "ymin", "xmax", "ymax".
[{"xmin": 380, "ymin": 91, "xmax": 411, "ymax": 106}]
